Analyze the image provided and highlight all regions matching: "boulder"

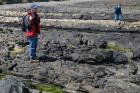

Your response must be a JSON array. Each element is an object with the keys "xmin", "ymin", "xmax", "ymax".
[
  {"xmin": 0, "ymin": 75, "xmax": 30, "ymax": 93},
  {"xmin": 102, "ymin": 79, "xmax": 140, "ymax": 93},
  {"xmin": 127, "ymin": 74, "xmax": 140, "ymax": 85},
  {"xmin": 132, "ymin": 48, "xmax": 140, "ymax": 60},
  {"xmin": 99, "ymin": 41, "xmax": 108, "ymax": 49},
  {"xmin": 113, "ymin": 52, "xmax": 128, "ymax": 64}
]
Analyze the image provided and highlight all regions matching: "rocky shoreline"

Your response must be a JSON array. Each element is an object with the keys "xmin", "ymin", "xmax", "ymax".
[
  {"xmin": 0, "ymin": 0, "xmax": 140, "ymax": 93},
  {"xmin": 1, "ymin": 26, "xmax": 140, "ymax": 93}
]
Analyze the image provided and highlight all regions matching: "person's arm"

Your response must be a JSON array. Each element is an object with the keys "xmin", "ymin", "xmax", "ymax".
[{"xmin": 119, "ymin": 7, "xmax": 122, "ymax": 14}]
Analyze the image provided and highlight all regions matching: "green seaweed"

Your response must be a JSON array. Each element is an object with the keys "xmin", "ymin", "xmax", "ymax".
[
  {"xmin": 106, "ymin": 42, "xmax": 132, "ymax": 53},
  {"xmin": 0, "ymin": 72, "xmax": 16, "ymax": 80},
  {"xmin": 0, "ymin": 73, "xmax": 7, "ymax": 80},
  {"xmin": 24, "ymin": 81, "xmax": 63, "ymax": 93}
]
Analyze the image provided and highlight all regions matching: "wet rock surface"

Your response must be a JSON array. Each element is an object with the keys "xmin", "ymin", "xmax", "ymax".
[
  {"xmin": 0, "ymin": 0, "xmax": 140, "ymax": 93},
  {"xmin": 0, "ymin": 28, "xmax": 140, "ymax": 93}
]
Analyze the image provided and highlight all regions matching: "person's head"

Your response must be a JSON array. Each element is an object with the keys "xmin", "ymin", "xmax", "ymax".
[
  {"xmin": 30, "ymin": 4, "xmax": 40, "ymax": 13},
  {"xmin": 27, "ymin": 9, "xmax": 31, "ymax": 14},
  {"xmin": 117, "ymin": 4, "xmax": 121, "ymax": 8}
]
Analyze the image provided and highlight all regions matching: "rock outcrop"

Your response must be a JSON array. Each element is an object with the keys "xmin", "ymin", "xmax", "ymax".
[
  {"xmin": 0, "ymin": 0, "xmax": 140, "ymax": 93},
  {"xmin": 0, "ymin": 75, "xmax": 30, "ymax": 93}
]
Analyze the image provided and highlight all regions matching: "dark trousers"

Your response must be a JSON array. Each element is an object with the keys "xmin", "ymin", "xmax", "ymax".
[{"xmin": 114, "ymin": 14, "xmax": 122, "ymax": 21}]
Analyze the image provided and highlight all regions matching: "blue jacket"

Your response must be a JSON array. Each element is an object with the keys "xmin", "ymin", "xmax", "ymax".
[{"xmin": 114, "ymin": 6, "xmax": 122, "ymax": 15}]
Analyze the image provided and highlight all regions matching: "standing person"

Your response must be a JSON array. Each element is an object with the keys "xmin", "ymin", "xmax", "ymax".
[
  {"xmin": 23, "ymin": 4, "xmax": 40, "ymax": 60},
  {"xmin": 114, "ymin": 4, "xmax": 123, "ymax": 21}
]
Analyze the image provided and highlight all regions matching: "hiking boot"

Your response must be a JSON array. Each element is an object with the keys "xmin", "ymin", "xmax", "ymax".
[{"xmin": 29, "ymin": 56, "xmax": 39, "ymax": 63}]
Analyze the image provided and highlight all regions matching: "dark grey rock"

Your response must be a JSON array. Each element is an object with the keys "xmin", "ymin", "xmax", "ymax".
[
  {"xmin": 8, "ymin": 63, "xmax": 18, "ymax": 71},
  {"xmin": 79, "ymin": 13, "xmax": 92, "ymax": 20},
  {"xmin": 113, "ymin": 52, "xmax": 128, "ymax": 64},
  {"xmin": 0, "ymin": 75, "xmax": 30, "ymax": 93},
  {"xmin": 132, "ymin": 48, "xmax": 140, "ymax": 60},
  {"xmin": 99, "ymin": 41, "xmax": 108, "ymax": 49},
  {"xmin": 127, "ymin": 63, "xmax": 138, "ymax": 75},
  {"xmin": 127, "ymin": 74, "xmax": 140, "ymax": 85},
  {"xmin": 102, "ymin": 79, "xmax": 140, "ymax": 93},
  {"xmin": 88, "ymin": 67, "xmax": 114, "ymax": 88}
]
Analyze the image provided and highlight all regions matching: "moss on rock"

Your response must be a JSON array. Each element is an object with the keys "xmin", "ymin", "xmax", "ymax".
[
  {"xmin": 24, "ymin": 81, "xmax": 63, "ymax": 93},
  {"xmin": 106, "ymin": 41, "xmax": 132, "ymax": 53}
]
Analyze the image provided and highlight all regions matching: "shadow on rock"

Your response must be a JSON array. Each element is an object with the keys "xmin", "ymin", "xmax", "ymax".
[
  {"xmin": 39, "ymin": 55, "xmax": 57, "ymax": 62},
  {"xmin": 60, "ymin": 50, "xmax": 128, "ymax": 65}
]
